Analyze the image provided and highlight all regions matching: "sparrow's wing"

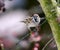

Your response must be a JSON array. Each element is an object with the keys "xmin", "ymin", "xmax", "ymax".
[{"xmin": 20, "ymin": 21, "xmax": 27, "ymax": 23}]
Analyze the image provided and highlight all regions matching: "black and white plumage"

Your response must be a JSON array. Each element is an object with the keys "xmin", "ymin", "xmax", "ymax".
[{"xmin": 21, "ymin": 14, "xmax": 45, "ymax": 30}]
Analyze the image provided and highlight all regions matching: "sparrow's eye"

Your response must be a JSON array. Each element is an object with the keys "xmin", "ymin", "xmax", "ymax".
[{"xmin": 33, "ymin": 16, "xmax": 38, "ymax": 22}]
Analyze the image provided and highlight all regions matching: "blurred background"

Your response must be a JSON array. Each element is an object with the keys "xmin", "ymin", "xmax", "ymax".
[{"xmin": 0, "ymin": 0, "xmax": 58, "ymax": 50}]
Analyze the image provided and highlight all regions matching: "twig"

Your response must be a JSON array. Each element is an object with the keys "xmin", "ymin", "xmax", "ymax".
[{"xmin": 42, "ymin": 38, "xmax": 54, "ymax": 50}]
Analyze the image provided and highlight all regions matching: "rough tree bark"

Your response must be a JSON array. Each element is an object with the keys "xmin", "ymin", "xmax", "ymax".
[{"xmin": 38, "ymin": 0, "xmax": 60, "ymax": 50}]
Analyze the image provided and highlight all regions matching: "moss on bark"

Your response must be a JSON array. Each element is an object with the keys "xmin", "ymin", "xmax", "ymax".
[{"xmin": 38, "ymin": 0, "xmax": 60, "ymax": 50}]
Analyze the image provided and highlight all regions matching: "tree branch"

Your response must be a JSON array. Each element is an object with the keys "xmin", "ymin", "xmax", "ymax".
[{"xmin": 38, "ymin": 0, "xmax": 60, "ymax": 50}]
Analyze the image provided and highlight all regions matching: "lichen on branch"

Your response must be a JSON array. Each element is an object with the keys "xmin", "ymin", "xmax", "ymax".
[{"xmin": 38, "ymin": 0, "xmax": 60, "ymax": 50}]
